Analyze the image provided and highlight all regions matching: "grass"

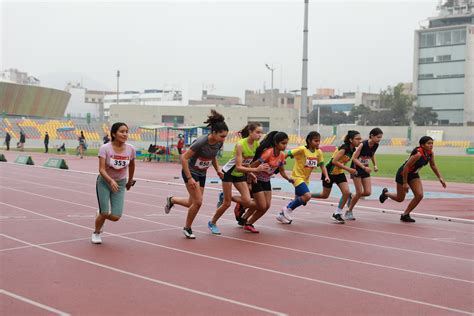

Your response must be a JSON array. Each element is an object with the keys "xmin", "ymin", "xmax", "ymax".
[{"xmin": 12, "ymin": 147, "xmax": 474, "ymax": 183}]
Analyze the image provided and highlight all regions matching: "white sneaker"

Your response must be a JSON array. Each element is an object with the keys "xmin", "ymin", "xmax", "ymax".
[
  {"xmin": 276, "ymin": 212, "xmax": 292, "ymax": 224},
  {"xmin": 281, "ymin": 207, "xmax": 293, "ymax": 222},
  {"xmin": 91, "ymin": 233, "xmax": 102, "ymax": 244}
]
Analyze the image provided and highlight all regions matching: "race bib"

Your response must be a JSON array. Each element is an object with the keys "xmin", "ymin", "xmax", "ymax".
[
  {"xmin": 110, "ymin": 155, "xmax": 130, "ymax": 170},
  {"xmin": 360, "ymin": 157, "xmax": 370, "ymax": 166},
  {"xmin": 195, "ymin": 157, "xmax": 212, "ymax": 170},
  {"xmin": 305, "ymin": 157, "xmax": 318, "ymax": 168},
  {"xmin": 242, "ymin": 157, "xmax": 253, "ymax": 166}
]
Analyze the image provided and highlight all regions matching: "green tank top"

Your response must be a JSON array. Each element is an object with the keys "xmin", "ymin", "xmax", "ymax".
[{"xmin": 222, "ymin": 137, "xmax": 259, "ymax": 177}]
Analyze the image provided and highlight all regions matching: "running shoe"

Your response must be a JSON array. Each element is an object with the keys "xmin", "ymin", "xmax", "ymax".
[
  {"xmin": 331, "ymin": 213, "xmax": 345, "ymax": 224},
  {"xmin": 400, "ymin": 214, "xmax": 416, "ymax": 222},
  {"xmin": 91, "ymin": 233, "xmax": 102, "ymax": 244},
  {"xmin": 281, "ymin": 206, "xmax": 293, "ymax": 223},
  {"xmin": 164, "ymin": 196, "xmax": 174, "ymax": 214},
  {"xmin": 216, "ymin": 192, "xmax": 224, "ymax": 208},
  {"xmin": 207, "ymin": 221, "xmax": 221, "ymax": 235},
  {"xmin": 243, "ymin": 224, "xmax": 259, "ymax": 233},
  {"xmin": 379, "ymin": 188, "xmax": 388, "ymax": 203},
  {"xmin": 276, "ymin": 212, "xmax": 292, "ymax": 224},
  {"xmin": 182, "ymin": 227, "xmax": 196, "ymax": 239},
  {"xmin": 344, "ymin": 211, "xmax": 356, "ymax": 221},
  {"xmin": 237, "ymin": 217, "xmax": 247, "ymax": 226}
]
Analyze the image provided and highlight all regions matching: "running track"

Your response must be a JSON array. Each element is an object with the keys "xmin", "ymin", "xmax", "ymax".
[{"xmin": 1, "ymin": 153, "xmax": 473, "ymax": 315}]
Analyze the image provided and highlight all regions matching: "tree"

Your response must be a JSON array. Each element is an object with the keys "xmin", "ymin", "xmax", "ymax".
[
  {"xmin": 379, "ymin": 83, "xmax": 415, "ymax": 125},
  {"xmin": 308, "ymin": 107, "xmax": 350, "ymax": 125},
  {"xmin": 349, "ymin": 104, "xmax": 372, "ymax": 125},
  {"xmin": 413, "ymin": 107, "xmax": 438, "ymax": 126}
]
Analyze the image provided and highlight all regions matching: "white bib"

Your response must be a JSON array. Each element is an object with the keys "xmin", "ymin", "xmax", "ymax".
[
  {"xmin": 360, "ymin": 157, "xmax": 370, "ymax": 166},
  {"xmin": 305, "ymin": 157, "xmax": 318, "ymax": 168},
  {"xmin": 242, "ymin": 157, "xmax": 253, "ymax": 166},
  {"xmin": 195, "ymin": 157, "xmax": 211, "ymax": 170},
  {"xmin": 110, "ymin": 155, "xmax": 130, "ymax": 170}
]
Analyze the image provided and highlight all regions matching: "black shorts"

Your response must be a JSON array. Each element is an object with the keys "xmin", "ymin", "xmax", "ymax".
[
  {"xmin": 177, "ymin": 147, "xmax": 183, "ymax": 154},
  {"xmin": 351, "ymin": 169, "xmax": 371, "ymax": 179},
  {"xmin": 182, "ymin": 170, "xmax": 206, "ymax": 187},
  {"xmin": 222, "ymin": 171, "xmax": 247, "ymax": 183},
  {"xmin": 395, "ymin": 170, "xmax": 420, "ymax": 185},
  {"xmin": 251, "ymin": 180, "xmax": 272, "ymax": 193},
  {"xmin": 322, "ymin": 173, "xmax": 347, "ymax": 189}
]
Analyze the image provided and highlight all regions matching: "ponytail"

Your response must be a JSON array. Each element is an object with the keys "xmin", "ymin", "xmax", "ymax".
[
  {"xmin": 343, "ymin": 130, "xmax": 360, "ymax": 147},
  {"xmin": 204, "ymin": 110, "xmax": 228, "ymax": 133},
  {"xmin": 239, "ymin": 122, "xmax": 261, "ymax": 138},
  {"xmin": 253, "ymin": 131, "xmax": 288, "ymax": 161}
]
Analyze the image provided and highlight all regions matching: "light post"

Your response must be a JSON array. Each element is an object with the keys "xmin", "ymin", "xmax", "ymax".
[
  {"xmin": 116, "ymin": 70, "xmax": 120, "ymax": 105},
  {"xmin": 290, "ymin": 89, "xmax": 301, "ymax": 141},
  {"xmin": 265, "ymin": 64, "xmax": 275, "ymax": 107}
]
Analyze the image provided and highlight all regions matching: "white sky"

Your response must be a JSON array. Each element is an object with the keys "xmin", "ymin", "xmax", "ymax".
[{"xmin": 1, "ymin": 0, "xmax": 439, "ymax": 100}]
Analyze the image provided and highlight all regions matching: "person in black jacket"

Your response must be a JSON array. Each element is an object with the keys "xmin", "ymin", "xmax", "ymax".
[
  {"xmin": 44, "ymin": 132, "xmax": 50, "ymax": 153},
  {"xmin": 4, "ymin": 132, "xmax": 11, "ymax": 150}
]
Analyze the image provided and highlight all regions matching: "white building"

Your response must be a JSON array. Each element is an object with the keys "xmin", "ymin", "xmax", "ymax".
[
  {"xmin": 413, "ymin": 0, "xmax": 474, "ymax": 125},
  {"xmin": 64, "ymin": 82, "xmax": 100, "ymax": 119}
]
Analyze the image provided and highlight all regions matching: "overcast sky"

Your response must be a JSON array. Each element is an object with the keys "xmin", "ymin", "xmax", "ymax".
[{"xmin": 1, "ymin": 0, "xmax": 439, "ymax": 100}]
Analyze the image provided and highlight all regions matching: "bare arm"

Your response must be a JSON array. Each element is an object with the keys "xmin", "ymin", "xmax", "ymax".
[
  {"xmin": 99, "ymin": 157, "xmax": 119, "ymax": 192},
  {"xmin": 126, "ymin": 159, "xmax": 135, "ymax": 190},
  {"xmin": 181, "ymin": 149, "xmax": 195, "ymax": 180},
  {"xmin": 235, "ymin": 144, "xmax": 267, "ymax": 173},
  {"xmin": 351, "ymin": 143, "xmax": 366, "ymax": 169},
  {"xmin": 278, "ymin": 165, "xmax": 293, "ymax": 182},
  {"xmin": 320, "ymin": 164, "xmax": 330, "ymax": 182},
  {"xmin": 429, "ymin": 153, "xmax": 446, "ymax": 188}
]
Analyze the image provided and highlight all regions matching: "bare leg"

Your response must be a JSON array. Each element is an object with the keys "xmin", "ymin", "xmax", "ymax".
[
  {"xmin": 245, "ymin": 191, "xmax": 268, "ymax": 225},
  {"xmin": 211, "ymin": 182, "xmax": 233, "ymax": 224},
  {"xmin": 185, "ymin": 186, "xmax": 205, "ymax": 228},
  {"xmin": 404, "ymin": 179, "xmax": 424, "ymax": 215},
  {"xmin": 386, "ymin": 183, "xmax": 407, "ymax": 202}
]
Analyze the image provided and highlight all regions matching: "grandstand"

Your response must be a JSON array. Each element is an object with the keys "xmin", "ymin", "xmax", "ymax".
[{"xmin": 1, "ymin": 118, "xmax": 472, "ymax": 150}]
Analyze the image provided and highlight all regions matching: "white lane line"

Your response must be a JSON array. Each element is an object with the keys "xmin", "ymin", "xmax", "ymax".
[
  {"xmin": 2, "ymin": 181, "xmax": 472, "ymax": 263},
  {"xmin": 1, "ymin": 289, "xmax": 70, "ymax": 316},
  {"xmin": 1, "ymin": 234, "xmax": 286, "ymax": 316},
  {"xmin": 2, "ymin": 201, "xmax": 474, "ymax": 315},
  {"xmin": 5, "ymin": 162, "xmax": 473, "ymax": 224}
]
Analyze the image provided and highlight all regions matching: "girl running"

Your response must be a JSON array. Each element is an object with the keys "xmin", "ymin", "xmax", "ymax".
[
  {"xmin": 343, "ymin": 127, "xmax": 383, "ymax": 220},
  {"xmin": 276, "ymin": 131, "xmax": 329, "ymax": 224},
  {"xmin": 379, "ymin": 136, "xmax": 446, "ymax": 223},
  {"xmin": 164, "ymin": 110, "xmax": 228, "ymax": 239},
  {"xmin": 92, "ymin": 122, "xmax": 136, "ymax": 244},
  {"xmin": 208, "ymin": 123, "xmax": 268, "ymax": 235},
  {"xmin": 243, "ymin": 131, "xmax": 293, "ymax": 233},
  {"xmin": 310, "ymin": 130, "xmax": 361, "ymax": 224}
]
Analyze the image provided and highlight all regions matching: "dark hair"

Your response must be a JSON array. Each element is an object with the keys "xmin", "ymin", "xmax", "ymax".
[
  {"xmin": 253, "ymin": 131, "xmax": 288, "ymax": 161},
  {"xmin": 419, "ymin": 136, "xmax": 433, "ymax": 146},
  {"xmin": 110, "ymin": 122, "xmax": 128, "ymax": 141},
  {"xmin": 305, "ymin": 131, "xmax": 321, "ymax": 149},
  {"xmin": 204, "ymin": 110, "xmax": 228, "ymax": 133},
  {"xmin": 343, "ymin": 130, "xmax": 360, "ymax": 147},
  {"xmin": 239, "ymin": 122, "xmax": 262, "ymax": 138},
  {"xmin": 369, "ymin": 127, "xmax": 383, "ymax": 137}
]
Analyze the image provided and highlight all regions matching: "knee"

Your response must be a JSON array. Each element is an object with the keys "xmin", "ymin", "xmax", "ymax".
[
  {"xmin": 241, "ymin": 198, "xmax": 251, "ymax": 206},
  {"xmin": 362, "ymin": 190, "xmax": 371, "ymax": 197},
  {"xmin": 320, "ymin": 192, "xmax": 330, "ymax": 199},
  {"xmin": 194, "ymin": 199, "xmax": 203, "ymax": 208},
  {"xmin": 342, "ymin": 191, "xmax": 351, "ymax": 198},
  {"xmin": 108, "ymin": 215, "xmax": 121, "ymax": 222},
  {"xmin": 222, "ymin": 201, "xmax": 231, "ymax": 209},
  {"xmin": 302, "ymin": 193, "xmax": 311, "ymax": 202},
  {"xmin": 414, "ymin": 193, "xmax": 424, "ymax": 201}
]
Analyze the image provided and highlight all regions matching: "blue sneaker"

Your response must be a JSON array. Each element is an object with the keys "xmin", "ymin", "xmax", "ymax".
[
  {"xmin": 208, "ymin": 221, "xmax": 221, "ymax": 235},
  {"xmin": 216, "ymin": 192, "xmax": 224, "ymax": 208}
]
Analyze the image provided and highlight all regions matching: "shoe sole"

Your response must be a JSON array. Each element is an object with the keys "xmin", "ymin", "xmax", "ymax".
[
  {"xmin": 276, "ymin": 217, "xmax": 292, "ymax": 224},
  {"xmin": 331, "ymin": 217, "xmax": 345, "ymax": 224}
]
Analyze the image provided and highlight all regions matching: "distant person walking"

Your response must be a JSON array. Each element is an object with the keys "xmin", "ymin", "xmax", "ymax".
[
  {"xmin": 78, "ymin": 131, "xmax": 86, "ymax": 158},
  {"xmin": 19, "ymin": 131, "xmax": 26, "ymax": 151},
  {"xmin": 4, "ymin": 132, "xmax": 11, "ymax": 151},
  {"xmin": 44, "ymin": 132, "xmax": 50, "ymax": 153},
  {"xmin": 177, "ymin": 134, "xmax": 184, "ymax": 155}
]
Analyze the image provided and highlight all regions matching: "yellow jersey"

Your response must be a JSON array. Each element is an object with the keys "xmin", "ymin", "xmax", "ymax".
[{"xmin": 289, "ymin": 146, "xmax": 324, "ymax": 186}]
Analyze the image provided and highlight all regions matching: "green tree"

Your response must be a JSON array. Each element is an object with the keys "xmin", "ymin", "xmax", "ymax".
[
  {"xmin": 379, "ymin": 83, "xmax": 415, "ymax": 125},
  {"xmin": 413, "ymin": 106, "xmax": 438, "ymax": 126}
]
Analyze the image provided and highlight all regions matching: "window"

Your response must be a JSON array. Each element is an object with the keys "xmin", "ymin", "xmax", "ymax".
[
  {"xmin": 162, "ymin": 115, "xmax": 184, "ymax": 124},
  {"xmin": 287, "ymin": 97, "xmax": 294, "ymax": 105},
  {"xmin": 281, "ymin": 98, "xmax": 285, "ymax": 105},
  {"xmin": 419, "ymin": 57, "xmax": 434, "ymax": 63},
  {"xmin": 419, "ymin": 74, "xmax": 434, "ymax": 79},
  {"xmin": 436, "ymin": 55, "xmax": 451, "ymax": 62}
]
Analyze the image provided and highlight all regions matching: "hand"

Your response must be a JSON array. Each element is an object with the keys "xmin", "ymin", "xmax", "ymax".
[
  {"xmin": 374, "ymin": 165, "xmax": 379, "ymax": 172},
  {"xmin": 256, "ymin": 163, "xmax": 270, "ymax": 172},
  {"xmin": 324, "ymin": 176, "xmax": 330, "ymax": 183},
  {"xmin": 188, "ymin": 177, "xmax": 198, "ymax": 189},
  {"xmin": 349, "ymin": 168, "xmax": 357, "ymax": 175},
  {"xmin": 248, "ymin": 173, "xmax": 257, "ymax": 184},
  {"xmin": 109, "ymin": 179, "xmax": 119, "ymax": 192},
  {"xmin": 287, "ymin": 178, "xmax": 295, "ymax": 184},
  {"xmin": 126, "ymin": 180, "xmax": 134, "ymax": 191},
  {"xmin": 439, "ymin": 177, "xmax": 447, "ymax": 188},
  {"xmin": 217, "ymin": 171, "xmax": 224, "ymax": 179},
  {"xmin": 364, "ymin": 167, "xmax": 371, "ymax": 174},
  {"xmin": 403, "ymin": 183, "xmax": 409, "ymax": 193}
]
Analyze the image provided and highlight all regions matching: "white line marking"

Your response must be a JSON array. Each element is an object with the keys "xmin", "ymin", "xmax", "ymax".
[
  {"xmin": 5, "ymin": 162, "xmax": 473, "ymax": 224},
  {"xmin": 2, "ymin": 181, "xmax": 472, "ymax": 263},
  {"xmin": 0, "ymin": 234, "xmax": 286, "ymax": 316},
  {"xmin": 1, "ymin": 201, "xmax": 473, "ymax": 314},
  {"xmin": 1, "ymin": 289, "xmax": 70, "ymax": 316}
]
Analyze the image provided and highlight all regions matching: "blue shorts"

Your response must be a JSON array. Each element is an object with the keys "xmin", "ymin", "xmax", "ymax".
[{"xmin": 294, "ymin": 182, "xmax": 310, "ymax": 197}]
